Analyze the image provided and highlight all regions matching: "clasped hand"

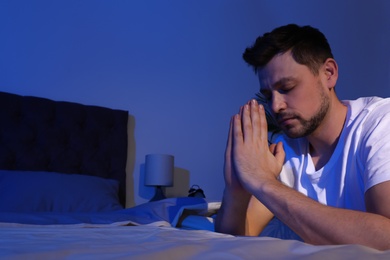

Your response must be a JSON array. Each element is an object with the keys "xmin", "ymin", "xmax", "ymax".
[{"xmin": 224, "ymin": 99, "xmax": 285, "ymax": 195}]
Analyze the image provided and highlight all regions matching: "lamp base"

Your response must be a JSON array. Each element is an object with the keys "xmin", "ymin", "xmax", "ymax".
[{"xmin": 149, "ymin": 186, "xmax": 166, "ymax": 202}]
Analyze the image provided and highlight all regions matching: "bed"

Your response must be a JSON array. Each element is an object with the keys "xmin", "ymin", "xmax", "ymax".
[{"xmin": 0, "ymin": 91, "xmax": 389, "ymax": 259}]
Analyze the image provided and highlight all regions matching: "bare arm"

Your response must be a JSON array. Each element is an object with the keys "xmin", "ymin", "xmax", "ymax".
[
  {"xmin": 245, "ymin": 195, "xmax": 274, "ymax": 235},
  {"xmin": 215, "ymin": 193, "xmax": 274, "ymax": 236},
  {"xmin": 255, "ymin": 179, "xmax": 390, "ymax": 249},
  {"xmin": 233, "ymin": 99, "xmax": 390, "ymax": 250}
]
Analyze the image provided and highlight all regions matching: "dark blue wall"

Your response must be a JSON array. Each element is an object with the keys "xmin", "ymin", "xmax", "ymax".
[{"xmin": 1, "ymin": 0, "xmax": 389, "ymax": 204}]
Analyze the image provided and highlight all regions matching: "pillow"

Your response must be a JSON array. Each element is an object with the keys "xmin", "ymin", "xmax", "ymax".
[{"xmin": 0, "ymin": 170, "xmax": 123, "ymax": 212}]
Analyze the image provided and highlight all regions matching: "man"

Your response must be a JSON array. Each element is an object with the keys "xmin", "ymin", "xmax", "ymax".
[{"xmin": 215, "ymin": 24, "xmax": 390, "ymax": 250}]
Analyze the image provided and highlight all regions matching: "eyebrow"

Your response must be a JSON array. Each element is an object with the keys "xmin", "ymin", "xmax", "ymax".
[{"xmin": 272, "ymin": 77, "xmax": 297, "ymax": 88}]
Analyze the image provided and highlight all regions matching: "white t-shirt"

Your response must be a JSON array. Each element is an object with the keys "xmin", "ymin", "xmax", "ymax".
[{"xmin": 276, "ymin": 96, "xmax": 390, "ymax": 211}]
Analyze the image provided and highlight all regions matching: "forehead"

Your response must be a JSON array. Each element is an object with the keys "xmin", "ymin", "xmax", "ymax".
[{"xmin": 257, "ymin": 51, "xmax": 310, "ymax": 89}]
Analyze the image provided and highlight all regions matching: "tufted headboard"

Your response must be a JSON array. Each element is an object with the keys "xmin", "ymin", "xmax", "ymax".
[{"xmin": 0, "ymin": 91, "xmax": 128, "ymax": 206}]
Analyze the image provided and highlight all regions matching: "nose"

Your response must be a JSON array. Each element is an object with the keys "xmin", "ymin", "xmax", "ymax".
[{"xmin": 271, "ymin": 91, "xmax": 287, "ymax": 114}]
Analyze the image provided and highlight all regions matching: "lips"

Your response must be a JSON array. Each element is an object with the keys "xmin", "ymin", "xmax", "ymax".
[{"xmin": 277, "ymin": 116, "xmax": 296, "ymax": 126}]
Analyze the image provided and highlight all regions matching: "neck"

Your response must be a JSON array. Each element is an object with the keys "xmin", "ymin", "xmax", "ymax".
[{"xmin": 307, "ymin": 97, "xmax": 347, "ymax": 169}]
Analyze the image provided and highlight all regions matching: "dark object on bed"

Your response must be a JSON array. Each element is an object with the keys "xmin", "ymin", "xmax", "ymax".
[
  {"xmin": 188, "ymin": 185, "xmax": 206, "ymax": 198},
  {"xmin": 0, "ymin": 91, "xmax": 128, "ymax": 208}
]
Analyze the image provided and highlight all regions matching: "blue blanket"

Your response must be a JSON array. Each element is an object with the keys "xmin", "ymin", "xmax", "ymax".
[{"xmin": 0, "ymin": 197, "xmax": 209, "ymax": 227}]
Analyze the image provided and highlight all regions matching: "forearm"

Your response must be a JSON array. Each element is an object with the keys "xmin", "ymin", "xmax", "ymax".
[
  {"xmin": 257, "ymin": 180, "xmax": 390, "ymax": 250},
  {"xmin": 215, "ymin": 189, "xmax": 251, "ymax": 236}
]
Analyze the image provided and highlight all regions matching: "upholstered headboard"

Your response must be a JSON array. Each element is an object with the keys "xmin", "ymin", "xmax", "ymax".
[{"xmin": 0, "ymin": 91, "xmax": 128, "ymax": 206}]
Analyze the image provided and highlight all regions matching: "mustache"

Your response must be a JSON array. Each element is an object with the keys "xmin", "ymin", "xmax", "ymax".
[{"xmin": 274, "ymin": 112, "xmax": 297, "ymax": 121}]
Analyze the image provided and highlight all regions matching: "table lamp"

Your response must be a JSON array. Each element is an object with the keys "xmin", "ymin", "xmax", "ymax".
[{"xmin": 144, "ymin": 154, "xmax": 174, "ymax": 201}]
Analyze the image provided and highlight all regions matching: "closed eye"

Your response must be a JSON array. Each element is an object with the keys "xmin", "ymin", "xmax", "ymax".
[{"xmin": 279, "ymin": 87, "xmax": 293, "ymax": 94}]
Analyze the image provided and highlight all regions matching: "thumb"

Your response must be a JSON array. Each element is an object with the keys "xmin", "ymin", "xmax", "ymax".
[{"xmin": 273, "ymin": 141, "xmax": 285, "ymax": 165}]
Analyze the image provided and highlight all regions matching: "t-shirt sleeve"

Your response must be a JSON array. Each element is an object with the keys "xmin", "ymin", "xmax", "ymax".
[{"xmin": 361, "ymin": 111, "xmax": 390, "ymax": 191}]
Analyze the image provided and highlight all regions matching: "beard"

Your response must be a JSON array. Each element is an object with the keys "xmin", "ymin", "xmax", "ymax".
[{"xmin": 278, "ymin": 84, "xmax": 330, "ymax": 139}]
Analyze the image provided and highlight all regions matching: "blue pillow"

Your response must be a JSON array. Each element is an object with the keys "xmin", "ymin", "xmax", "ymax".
[{"xmin": 0, "ymin": 170, "xmax": 124, "ymax": 212}]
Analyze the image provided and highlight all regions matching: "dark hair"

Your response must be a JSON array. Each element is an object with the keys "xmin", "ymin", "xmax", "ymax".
[{"xmin": 243, "ymin": 24, "xmax": 334, "ymax": 75}]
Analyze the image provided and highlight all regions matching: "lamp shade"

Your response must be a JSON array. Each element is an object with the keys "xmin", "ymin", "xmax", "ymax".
[{"xmin": 144, "ymin": 154, "xmax": 174, "ymax": 187}]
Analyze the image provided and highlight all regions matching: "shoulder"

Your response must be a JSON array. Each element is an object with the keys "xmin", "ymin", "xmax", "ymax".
[
  {"xmin": 345, "ymin": 98, "xmax": 390, "ymax": 190},
  {"xmin": 344, "ymin": 96, "xmax": 390, "ymax": 120},
  {"xmin": 343, "ymin": 97, "xmax": 390, "ymax": 133}
]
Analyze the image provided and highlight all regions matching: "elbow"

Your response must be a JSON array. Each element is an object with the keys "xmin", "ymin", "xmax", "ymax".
[{"xmin": 214, "ymin": 213, "xmax": 245, "ymax": 236}]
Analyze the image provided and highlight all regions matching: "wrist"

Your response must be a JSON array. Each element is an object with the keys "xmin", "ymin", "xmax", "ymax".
[
  {"xmin": 241, "ymin": 175, "xmax": 279, "ymax": 198},
  {"xmin": 254, "ymin": 178, "xmax": 286, "ymax": 209}
]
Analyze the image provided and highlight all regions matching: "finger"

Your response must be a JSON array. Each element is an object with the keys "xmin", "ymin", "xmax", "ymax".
[
  {"xmin": 225, "ymin": 116, "xmax": 233, "ymax": 158},
  {"xmin": 224, "ymin": 117, "xmax": 234, "ymax": 184},
  {"xmin": 233, "ymin": 114, "xmax": 244, "ymax": 147},
  {"xmin": 241, "ymin": 103, "xmax": 252, "ymax": 142},
  {"xmin": 269, "ymin": 143, "xmax": 276, "ymax": 154},
  {"xmin": 258, "ymin": 103, "xmax": 269, "ymax": 144},
  {"xmin": 250, "ymin": 99, "xmax": 261, "ymax": 141},
  {"xmin": 273, "ymin": 141, "xmax": 286, "ymax": 165}
]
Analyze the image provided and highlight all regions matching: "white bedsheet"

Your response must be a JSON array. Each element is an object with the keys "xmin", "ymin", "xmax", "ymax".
[
  {"xmin": 1, "ymin": 224, "xmax": 389, "ymax": 260},
  {"xmin": 1, "ymin": 198, "xmax": 389, "ymax": 259}
]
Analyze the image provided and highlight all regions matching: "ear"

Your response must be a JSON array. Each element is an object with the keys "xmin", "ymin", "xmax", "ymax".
[{"xmin": 323, "ymin": 58, "xmax": 338, "ymax": 89}]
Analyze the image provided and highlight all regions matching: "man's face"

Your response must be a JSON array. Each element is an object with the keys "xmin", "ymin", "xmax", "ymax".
[{"xmin": 258, "ymin": 51, "xmax": 330, "ymax": 138}]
